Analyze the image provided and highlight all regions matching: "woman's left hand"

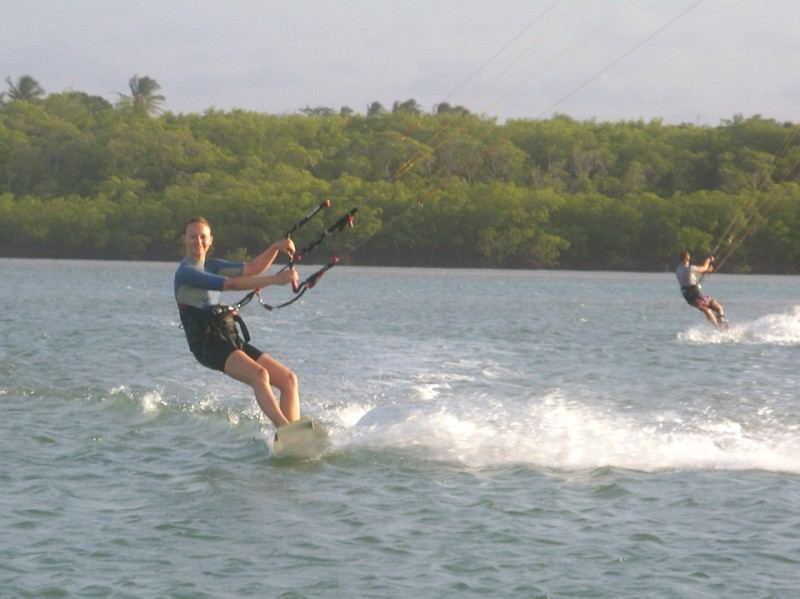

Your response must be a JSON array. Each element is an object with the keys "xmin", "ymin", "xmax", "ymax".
[{"xmin": 274, "ymin": 238, "xmax": 296, "ymax": 257}]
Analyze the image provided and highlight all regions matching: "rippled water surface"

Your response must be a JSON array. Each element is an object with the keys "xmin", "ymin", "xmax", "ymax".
[{"xmin": 2, "ymin": 259, "xmax": 799, "ymax": 598}]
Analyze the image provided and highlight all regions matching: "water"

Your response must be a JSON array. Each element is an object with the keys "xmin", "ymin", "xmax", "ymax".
[{"xmin": 2, "ymin": 258, "xmax": 799, "ymax": 598}]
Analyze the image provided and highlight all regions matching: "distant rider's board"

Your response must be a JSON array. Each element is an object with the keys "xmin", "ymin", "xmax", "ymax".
[{"xmin": 272, "ymin": 416, "xmax": 329, "ymax": 459}]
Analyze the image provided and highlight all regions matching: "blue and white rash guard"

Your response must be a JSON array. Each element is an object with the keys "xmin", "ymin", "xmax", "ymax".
[{"xmin": 174, "ymin": 256, "xmax": 243, "ymax": 309}]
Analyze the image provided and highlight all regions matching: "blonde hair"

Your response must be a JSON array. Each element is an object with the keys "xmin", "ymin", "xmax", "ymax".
[{"xmin": 183, "ymin": 216, "xmax": 211, "ymax": 234}]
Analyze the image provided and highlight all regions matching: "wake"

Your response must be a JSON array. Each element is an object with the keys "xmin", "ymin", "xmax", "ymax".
[
  {"xmin": 323, "ymin": 392, "xmax": 800, "ymax": 474},
  {"xmin": 678, "ymin": 305, "xmax": 800, "ymax": 345}
]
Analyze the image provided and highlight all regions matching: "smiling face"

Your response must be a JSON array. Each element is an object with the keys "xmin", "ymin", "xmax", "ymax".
[{"xmin": 183, "ymin": 220, "xmax": 213, "ymax": 261}]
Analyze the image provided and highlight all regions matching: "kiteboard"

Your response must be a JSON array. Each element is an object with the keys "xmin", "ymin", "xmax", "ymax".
[{"xmin": 272, "ymin": 416, "xmax": 329, "ymax": 459}]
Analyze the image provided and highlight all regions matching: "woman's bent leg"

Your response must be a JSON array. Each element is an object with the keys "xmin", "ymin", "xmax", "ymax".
[
  {"xmin": 255, "ymin": 353, "xmax": 300, "ymax": 422},
  {"xmin": 224, "ymin": 350, "xmax": 289, "ymax": 427}
]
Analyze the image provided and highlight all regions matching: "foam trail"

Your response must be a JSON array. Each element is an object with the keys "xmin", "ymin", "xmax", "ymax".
[
  {"xmin": 679, "ymin": 305, "xmax": 800, "ymax": 345},
  {"xmin": 140, "ymin": 391, "xmax": 165, "ymax": 415},
  {"xmin": 332, "ymin": 392, "xmax": 800, "ymax": 474}
]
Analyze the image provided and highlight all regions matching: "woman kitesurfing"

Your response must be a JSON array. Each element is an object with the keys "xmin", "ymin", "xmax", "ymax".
[
  {"xmin": 173, "ymin": 203, "xmax": 355, "ymax": 432},
  {"xmin": 174, "ymin": 216, "xmax": 301, "ymax": 428}
]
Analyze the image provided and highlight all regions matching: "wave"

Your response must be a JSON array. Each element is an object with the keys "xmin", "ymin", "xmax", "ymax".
[
  {"xmin": 324, "ymin": 391, "xmax": 800, "ymax": 474},
  {"xmin": 65, "ymin": 383, "xmax": 800, "ymax": 473},
  {"xmin": 83, "ymin": 384, "xmax": 269, "ymax": 437},
  {"xmin": 678, "ymin": 305, "xmax": 800, "ymax": 345}
]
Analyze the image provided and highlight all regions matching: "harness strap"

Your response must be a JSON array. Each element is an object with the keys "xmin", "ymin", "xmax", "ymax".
[
  {"xmin": 680, "ymin": 284, "xmax": 701, "ymax": 304},
  {"xmin": 178, "ymin": 303, "xmax": 251, "ymax": 344},
  {"xmin": 232, "ymin": 312, "xmax": 250, "ymax": 343}
]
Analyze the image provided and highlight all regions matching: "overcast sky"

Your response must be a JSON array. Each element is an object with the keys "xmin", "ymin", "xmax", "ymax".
[{"xmin": 2, "ymin": 0, "xmax": 798, "ymax": 124}]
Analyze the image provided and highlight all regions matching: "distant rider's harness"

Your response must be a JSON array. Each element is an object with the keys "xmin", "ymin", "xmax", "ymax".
[{"xmin": 681, "ymin": 284, "xmax": 701, "ymax": 305}]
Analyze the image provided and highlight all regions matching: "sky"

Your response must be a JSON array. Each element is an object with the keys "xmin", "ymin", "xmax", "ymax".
[{"xmin": 1, "ymin": 0, "xmax": 798, "ymax": 124}]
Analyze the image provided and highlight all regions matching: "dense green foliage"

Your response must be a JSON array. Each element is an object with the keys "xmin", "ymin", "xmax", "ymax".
[{"xmin": 1, "ymin": 82, "xmax": 798, "ymax": 272}]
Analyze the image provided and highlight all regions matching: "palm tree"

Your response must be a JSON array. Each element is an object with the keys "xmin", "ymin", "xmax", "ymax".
[
  {"xmin": 366, "ymin": 101, "xmax": 386, "ymax": 116},
  {"xmin": 392, "ymin": 98, "xmax": 421, "ymax": 115},
  {"xmin": 3, "ymin": 75, "xmax": 45, "ymax": 102},
  {"xmin": 117, "ymin": 74, "xmax": 165, "ymax": 115},
  {"xmin": 435, "ymin": 102, "xmax": 470, "ymax": 115}
]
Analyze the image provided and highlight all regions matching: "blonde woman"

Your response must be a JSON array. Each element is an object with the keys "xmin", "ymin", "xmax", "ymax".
[{"xmin": 174, "ymin": 217, "xmax": 300, "ymax": 427}]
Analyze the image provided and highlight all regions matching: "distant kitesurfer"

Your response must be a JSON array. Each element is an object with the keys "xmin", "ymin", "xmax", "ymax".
[
  {"xmin": 174, "ymin": 216, "xmax": 300, "ymax": 427},
  {"xmin": 675, "ymin": 250, "xmax": 727, "ymax": 329}
]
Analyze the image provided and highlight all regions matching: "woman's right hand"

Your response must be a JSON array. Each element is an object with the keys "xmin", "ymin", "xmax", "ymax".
[{"xmin": 275, "ymin": 268, "xmax": 298, "ymax": 287}]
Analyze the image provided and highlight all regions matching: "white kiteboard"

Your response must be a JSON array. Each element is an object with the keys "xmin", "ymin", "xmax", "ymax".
[{"xmin": 271, "ymin": 416, "xmax": 329, "ymax": 459}]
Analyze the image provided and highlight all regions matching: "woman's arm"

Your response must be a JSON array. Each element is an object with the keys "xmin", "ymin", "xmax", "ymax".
[
  {"xmin": 222, "ymin": 268, "xmax": 296, "ymax": 291},
  {"xmin": 242, "ymin": 239, "xmax": 296, "ymax": 276}
]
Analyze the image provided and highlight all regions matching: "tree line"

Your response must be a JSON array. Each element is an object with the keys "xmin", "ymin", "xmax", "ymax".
[{"xmin": 1, "ymin": 75, "xmax": 798, "ymax": 272}]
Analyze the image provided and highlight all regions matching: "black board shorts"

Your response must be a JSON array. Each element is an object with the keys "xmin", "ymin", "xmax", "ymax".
[
  {"xmin": 197, "ymin": 339, "xmax": 264, "ymax": 373},
  {"xmin": 178, "ymin": 305, "xmax": 264, "ymax": 372}
]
